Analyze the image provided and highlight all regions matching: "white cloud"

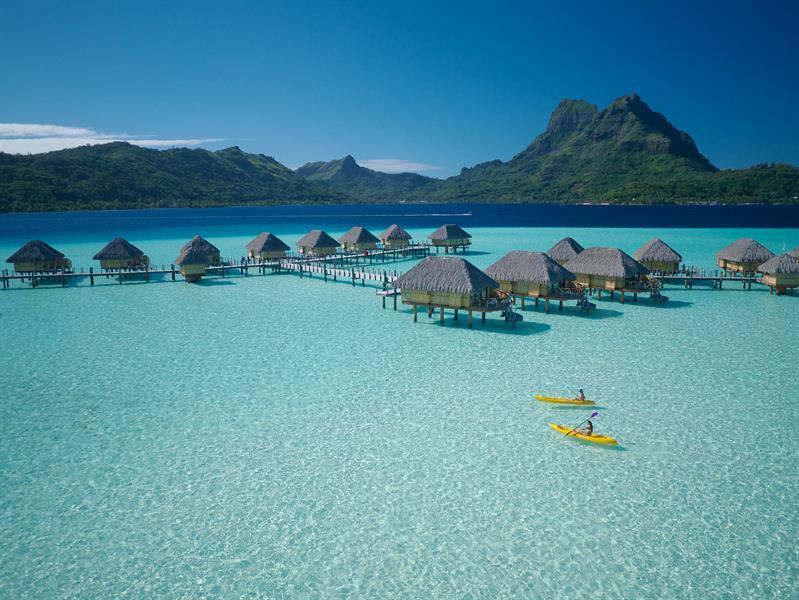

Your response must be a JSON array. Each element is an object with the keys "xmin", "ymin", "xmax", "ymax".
[
  {"xmin": 0, "ymin": 122, "xmax": 225, "ymax": 154},
  {"xmin": 357, "ymin": 158, "xmax": 440, "ymax": 174},
  {"xmin": 0, "ymin": 123, "xmax": 98, "ymax": 138}
]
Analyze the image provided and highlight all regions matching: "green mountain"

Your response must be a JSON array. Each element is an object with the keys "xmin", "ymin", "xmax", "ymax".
[
  {"xmin": 1, "ymin": 94, "xmax": 797, "ymax": 212},
  {"xmin": 296, "ymin": 155, "xmax": 432, "ymax": 201},
  {"xmin": 0, "ymin": 142, "xmax": 343, "ymax": 212},
  {"xmin": 418, "ymin": 94, "xmax": 799, "ymax": 203}
]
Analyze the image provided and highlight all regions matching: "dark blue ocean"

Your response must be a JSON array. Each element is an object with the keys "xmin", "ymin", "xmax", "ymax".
[{"xmin": 1, "ymin": 203, "xmax": 798, "ymax": 244}]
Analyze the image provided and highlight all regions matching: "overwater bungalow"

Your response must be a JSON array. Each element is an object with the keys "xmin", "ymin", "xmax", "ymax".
[
  {"xmin": 566, "ymin": 247, "xmax": 651, "ymax": 301},
  {"xmin": 180, "ymin": 235, "xmax": 221, "ymax": 265},
  {"xmin": 428, "ymin": 224, "xmax": 471, "ymax": 253},
  {"xmin": 547, "ymin": 237, "xmax": 584, "ymax": 265},
  {"xmin": 485, "ymin": 251, "xmax": 580, "ymax": 312},
  {"xmin": 789, "ymin": 247, "xmax": 799, "ymax": 259},
  {"xmin": 757, "ymin": 253, "xmax": 799, "ymax": 294},
  {"xmin": 379, "ymin": 224, "xmax": 412, "ymax": 249},
  {"xmin": 93, "ymin": 238, "xmax": 149, "ymax": 270},
  {"xmin": 716, "ymin": 238, "xmax": 774, "ymax": 274},
  {"xmin": 297, "ymin": 230, "xmax": 341, "ymax": 256},
  {"xmin": 338, "ymin": 227, "xmax": 379, "ymax": 252},
  {"xmin": 246, "ymin": 232, "xmax": 290, "ymax": 261},
  {"xmin": 175, "ymin": 236, "xmax": 220, "ymax": 282},
  {"xmin": 6, "ymin": 240, "xmax": 72, "ymax": 273},
  {"xmin": 393, "ymin": 256, "xmax": 516, "ymax": 326},
  {"xmin": 632, "ymin": 238, "xmax": 682, "ymax": 274}
]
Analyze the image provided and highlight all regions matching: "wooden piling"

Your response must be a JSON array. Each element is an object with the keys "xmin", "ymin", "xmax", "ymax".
[{"xmin": 413, "ymin": 304, "xmax": 418, "ymax": 322}]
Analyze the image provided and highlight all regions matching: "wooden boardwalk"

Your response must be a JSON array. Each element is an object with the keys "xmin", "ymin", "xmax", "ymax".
[
  {"xmin": 651, "ymin": 268, "xmax": 764, "ymax": 290},
  {"xmin": 0, "ymin": 244, "xmax": 427, "ymax": 290}
]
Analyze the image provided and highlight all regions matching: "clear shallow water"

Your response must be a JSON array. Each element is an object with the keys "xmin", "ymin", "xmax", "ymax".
[{"xmin": 1, "ymin": 207, "xmax": 798, "ymax": 597}]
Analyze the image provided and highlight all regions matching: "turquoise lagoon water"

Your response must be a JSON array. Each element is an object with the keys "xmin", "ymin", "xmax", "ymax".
[{"xmin": 1, "ymin": 212, "xmax": 798, "ymax": 597}]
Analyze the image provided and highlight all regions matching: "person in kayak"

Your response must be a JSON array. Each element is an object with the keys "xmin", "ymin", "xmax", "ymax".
[
  {"xmin": 575, "ymin": 420, "xmax": 593, "ymax": 436},
  {"xmin": 574, "ymin": 389, "xmax": 586, "ymax": 402}
]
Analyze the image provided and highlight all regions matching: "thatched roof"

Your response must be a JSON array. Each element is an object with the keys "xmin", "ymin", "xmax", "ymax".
[
  {"xmin": 789, "ymin": 247, "xmax": 799, "ymax": 259},
  {"xmin": 633, "ymin": 238, "xmax": 682, "ymax": 263},
  {"xmin": 179, "ymin": 235, "xmax": 220, "ymax": 255},
  {"xmin": 338, "ymin": 226, "xmax": 379, "ymax": 245},
  {"xmin": 547, "ymin": 237, "xmax": 584, "ymax": 262},
  {"xmin": 175, "ymin": 246, "xmax": 210, "ymax": 266},
  {"xmin": 393, "ymin": 256, "xmax": 498, "ymax": 294},
  {"xmin": 297, "ymin": 229, "xmax": 341, "ymax": 249},
  {"xmin": 246, "ymin": 232, "xmax": 290, "ymax": 253},
  {"xmin": 716, "ymin": 238, "xmax": 774, "ymax": 263},
  {"xmin": 176, "ymin": 236, "xmax": 219, "ymax": 265},
  {"xmin": 93, "ymin": 237, "xmax": 145, "ymax": 260},
  {"xmin": 6, "ymin": 240, "xmax": 66, "ymax": 263},
  {"xmin": 485, "ymin": 251, "xmax": 575, "ymax": 284},
  {"xmin": 379, "ymin": 224, "xmax": 412, "ymax": 241},
  {"xmin": 565, "ymin": 247, "xmax": 650, "ymax": 278},
  {"xmin": 757, "ymin": 253, "xmax": 799, "ymax": 275},
  {"xmin": 428, "ymin": 224, "xmax": 471, "ymax": 240}
]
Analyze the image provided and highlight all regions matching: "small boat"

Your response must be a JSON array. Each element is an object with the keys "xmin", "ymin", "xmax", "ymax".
[
  {"xmin": 534, "ymin": 394, "xmax": 595, "ymax": 406},
  {"xmin": 549, "ymin": 423, "xmax": 618, "ymax": 445}
]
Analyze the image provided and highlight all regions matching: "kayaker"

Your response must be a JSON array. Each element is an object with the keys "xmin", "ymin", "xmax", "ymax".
[
  {"xmin": 575, "ymin": 389, "xmax": 585, "ymax": 402},
  {"xmin": 576, "ymin": 420, "xmax": 593, "ymax": 436}
]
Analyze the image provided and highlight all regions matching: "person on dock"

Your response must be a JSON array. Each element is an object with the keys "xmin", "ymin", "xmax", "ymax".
[{"xmin": 574, "ymin": 388, "xmax": 585, "ymax": 402}]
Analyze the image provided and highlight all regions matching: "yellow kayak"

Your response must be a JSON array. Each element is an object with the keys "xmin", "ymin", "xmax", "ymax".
[
  {"xmin": 534, "ymin": 394, "xmax": 595, "ymax": 406},
  {"xmin": 549, "ymin": 423, "xmax": 618, "ymax": 445}
]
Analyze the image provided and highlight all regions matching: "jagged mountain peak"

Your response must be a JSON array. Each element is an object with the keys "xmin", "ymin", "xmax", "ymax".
[{"xmin": 546, "ymin": 99, "xmax": 598, "ymax": 135}]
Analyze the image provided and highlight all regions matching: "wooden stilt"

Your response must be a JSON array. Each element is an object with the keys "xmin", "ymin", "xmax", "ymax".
[
  {"xmin": 481, "ymin": 312, "xmax": 486, "ymax": 324},
  {"xmin": 468, "ymin": 310, "xmax": 473, "ymax": 327},
  {"xmin": 439, "ymin": 307, "xmax": 444, "ymax": 323},
  {"xmin": 413, "ymin": 304, "xmax": 418, "ymax": 322},
  {"xmin": 454, "ymin": 309, "xmax": 459, "ymax": 321}
]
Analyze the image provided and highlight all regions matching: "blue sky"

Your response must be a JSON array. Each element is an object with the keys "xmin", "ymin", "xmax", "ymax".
[{"xmin": 1, "ymin": 0, "xmax": 797, "ymax": 177}]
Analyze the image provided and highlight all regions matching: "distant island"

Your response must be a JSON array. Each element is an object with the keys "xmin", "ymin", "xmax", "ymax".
[{"xmin": 1, "ymin": 93, "xmax": 797, "ymax": 212}]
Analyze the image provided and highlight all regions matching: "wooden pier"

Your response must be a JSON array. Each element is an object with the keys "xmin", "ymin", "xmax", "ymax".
[
  {"xmin": 0, "ymin": 243, "xmax": 428, "ymax": 290},
  {"xmin": 651, "ymin": 268, "xmax": 766, "ymax": 290}
]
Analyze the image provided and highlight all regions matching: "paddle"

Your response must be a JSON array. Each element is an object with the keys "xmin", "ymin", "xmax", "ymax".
[{"xmin": 565, "ymin": 412, "xmax": 599, "ymax": 437}]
